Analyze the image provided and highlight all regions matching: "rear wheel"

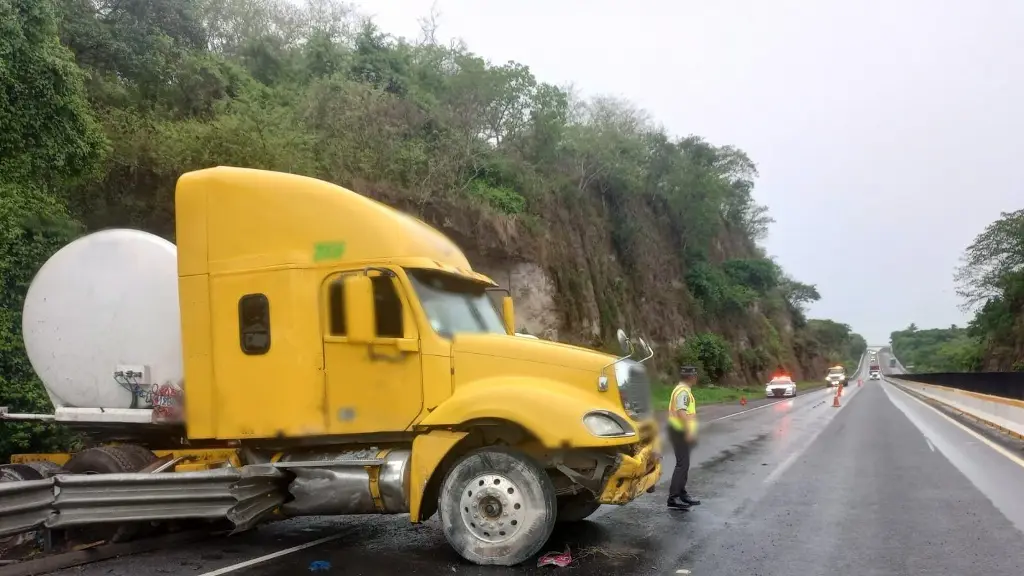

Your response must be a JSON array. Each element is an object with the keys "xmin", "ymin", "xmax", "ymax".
[
  {"xmin": 0, "ymin": 465, "xmax": 46, "ymax": 548},
  {"xmin": 22, "ymin": 460, "xmax": 64, "ymax": 478},
  {"xmin": 62, "ymin": 446, "xmax": 153, "ymax": 544},
  {"xmin": 0, "ymin": 463, "xmax": 43, "ymax": 482},
  {"xmin": 112, "ymin": 444, "xmax": 158, "ymax": 469},
  {"xmin": 438, "ymin": 447, "xmax": 557, "ymax": 566}
]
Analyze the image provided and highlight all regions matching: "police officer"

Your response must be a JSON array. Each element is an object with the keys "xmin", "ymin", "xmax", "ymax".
[{"xmin": 667, "ymin": 366, "xmax": 702, "ymax": 510}]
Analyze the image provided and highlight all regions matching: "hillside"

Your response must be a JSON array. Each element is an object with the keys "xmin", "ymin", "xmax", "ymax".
[{"xmin": 0, "ymin": 0, "xmax": 865, "ymax": 456}]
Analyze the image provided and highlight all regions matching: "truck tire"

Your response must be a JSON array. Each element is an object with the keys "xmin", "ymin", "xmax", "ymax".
[
  {"xmin": 438, "ymin": 447, "xmax": 557, "ymax": 566},
  {"xmin": 22, "ymin": 460, "xmax": 64, "ymax": 478},
  {"xmin": 63, "ymin": 446, "xmax": 151, "ymax": 544},
  {"xmin": 556, "ymin": 492, "xmax": 601, "ymax": 523},
  {"xmin": 0, "ymin": 463, "xmax": 44, "ymax": 482},
  {"xmin": 0, "ymin": 465, "xmax": 46, "ymax": 547},
  {"xmin": 113, "ymin": 444, "xmax": 158, "ymax": 469}
]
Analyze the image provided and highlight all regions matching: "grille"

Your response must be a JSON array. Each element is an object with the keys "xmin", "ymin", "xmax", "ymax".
[{"xmin": 620, "ymin": 363, "xmax": 653, "ymax": 421}]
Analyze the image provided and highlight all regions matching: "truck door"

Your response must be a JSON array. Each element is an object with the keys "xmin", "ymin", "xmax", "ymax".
[{"xmin": 322, "ymin": 270, "xmax": 423, "ymax": 434}]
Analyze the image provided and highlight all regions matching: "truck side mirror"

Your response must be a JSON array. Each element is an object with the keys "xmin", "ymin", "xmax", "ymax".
[
  {"xmin": 501, "ymin": 296, "xmax": 515, "ymax": 335},
  {"xmin": 344, "ymin": 275, "xmax": 375, "ymax": 344}
]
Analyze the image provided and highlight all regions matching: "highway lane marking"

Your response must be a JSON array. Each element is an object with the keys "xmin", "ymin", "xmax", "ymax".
[
  {"xmin": 708, "ymin": 399, "xmax": 786, "ymax": 422},
  {"xmin": 707, "ymin": 387, "xmax": 833, "ymax": 423},
  {"xmin": 763, "ymin": 449, "xmax": 802, "ymax": 485},
  {"xmin": 761, "ymin": 387, "xmax": 860, "ymax": 485},
  {"xmin": 925, "ymin": 438, "xmax": 936, "ymax": 452},
  {"xmin": 196, "ymin": 534, "xmax": 345, "ymax": 576},
  {"xmin": 890, "ymin": 382, "xmax": 1024, "ymax": 470},
  {"xmin": 761, "ymin": 380, "xmax": 869, "ymax": 486}
]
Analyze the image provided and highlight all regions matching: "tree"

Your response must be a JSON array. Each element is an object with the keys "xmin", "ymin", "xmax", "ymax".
[
  {"xmin": 1, "ymin": 0, "xmax": 107, "ymax": 185},
  {"xmin": 954, "ymin": 208, "xmax": 1024, "ymax": 311},
  {"xmin": 0, "ymin": 0, "xmax": 106, "ymax": 458}
]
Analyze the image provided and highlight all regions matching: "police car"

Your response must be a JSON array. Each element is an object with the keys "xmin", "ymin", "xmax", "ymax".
[{"xmin": 766, "ymin": 375, "xmax": 797, "ymax": 398}]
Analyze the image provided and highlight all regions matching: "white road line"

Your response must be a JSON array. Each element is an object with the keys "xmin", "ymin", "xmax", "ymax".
[
  {"xmin": 707, "ymin": 399, "xmax": 785, "ymax": 422},
  {"xmin": 708, "ymin": 386, "xmax": 838, "ymax": 423},
  {"xmin": 197, "ymin": 534, "xmax": 344, "ymax": 576},
  {"xmin": 925, "ymin": 438, "xmax": 936, "ymax": 452},
  {"xmin": 763, "ymin": 450, "xmax": 802, "ymax": 485},
  {"xmin": 892, "ymin": 383, "xmax": 1024, "ymax": 470}
]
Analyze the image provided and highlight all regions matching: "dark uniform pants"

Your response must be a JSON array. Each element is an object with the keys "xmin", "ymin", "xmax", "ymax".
[{"xmin": 668, "ymin": 425, "xmax": 691, "ymax": 499}]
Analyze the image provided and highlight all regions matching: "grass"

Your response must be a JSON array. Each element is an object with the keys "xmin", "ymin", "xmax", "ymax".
[{"xmin": 651, "ymin": 381, "xmax": 823, "ymax": 410}]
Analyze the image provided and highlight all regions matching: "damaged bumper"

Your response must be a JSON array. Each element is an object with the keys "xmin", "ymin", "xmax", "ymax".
[{"xmin": 596, "ymin": 434, "xmax": 662, "ymax": 504}]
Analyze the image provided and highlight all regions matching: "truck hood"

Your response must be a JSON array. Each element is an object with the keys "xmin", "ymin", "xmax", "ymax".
[{"xmin": 452, "ymin": 333, "xmax": 616, "ymax": 374}]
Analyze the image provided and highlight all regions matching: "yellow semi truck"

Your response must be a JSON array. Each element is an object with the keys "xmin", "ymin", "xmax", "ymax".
[{"xmin": 0, "ymin": 167, "xmax": 660, "ymax": 566}]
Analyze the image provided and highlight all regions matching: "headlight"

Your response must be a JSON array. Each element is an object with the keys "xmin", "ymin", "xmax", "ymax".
[{"xmin": 583, "ymin": 411, "xmax": 635, "ymax": 437}]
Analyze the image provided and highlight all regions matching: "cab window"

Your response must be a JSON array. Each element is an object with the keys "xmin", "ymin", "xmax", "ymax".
[
  {"xmin": 327, "ymin": 274, "xmax": 404, "ymax": 338},
  {"xmin": 239, "ymin": 293, "xmax": 271, "ymax": 354}
]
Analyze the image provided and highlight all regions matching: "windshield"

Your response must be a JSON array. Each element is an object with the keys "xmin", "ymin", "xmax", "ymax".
[
  {"xmin": 828, "ymin": 368, "xmax": 844, "ymax": 375},
  {"xmin": 407, "ymin": 269, "xmax": 506, "ymax": 338}
]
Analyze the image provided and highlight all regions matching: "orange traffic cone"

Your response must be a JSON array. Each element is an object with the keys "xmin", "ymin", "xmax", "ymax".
[
  {"xmin": 838, "ymin": 383, "xmax": 844, "ymax": 397},
  {"xmin": 858, "ymin": 379, "xmax": 863, "ymax": 387},
  {"xmin": 833, "ymin": 389, "xmax": 841, "ymax": 408},
  {"xmin": 740, "ymin": 396, "xmax": 747, "ymax": 406}
]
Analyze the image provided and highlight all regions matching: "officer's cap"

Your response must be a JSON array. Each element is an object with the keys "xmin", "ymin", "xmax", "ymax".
[{"xmin": 680, "ymin": 365, "xmax": 698, "ymax": 379}]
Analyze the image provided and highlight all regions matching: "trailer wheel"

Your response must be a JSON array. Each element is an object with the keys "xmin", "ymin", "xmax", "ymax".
[
  {"xmin": 22, "ymin": 460, "xmax": 64, "ymax": 478},
  {"xmin": 112, "ymin": 444, "xmax": 158, "ymax": 469},
  {"xmin": 63, "ymin": 446, "xmax": 151, "ymax": 544},
  {"xmin": 0, "ymin": 463, "xmax": 44, "ymax": 483},
  {"xmin": 556, "ymin": 492, "xmax": 602, "ymax": 523},
  {"xmin": 0, "ymin": 465, "xmax": 45, "ymax": 547},
  {"xmin": 438, "ymin": 447, "xmax": 556, "ymax": 566}
]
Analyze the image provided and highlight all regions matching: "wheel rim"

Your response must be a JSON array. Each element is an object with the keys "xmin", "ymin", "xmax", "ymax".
[{"xmin": 459, "ymin": 473, "xmax": 526, "ymax": 544}]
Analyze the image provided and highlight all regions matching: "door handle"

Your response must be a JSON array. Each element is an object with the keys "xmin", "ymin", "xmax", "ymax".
[{"xmin": 367, "ymin": 341, "xmax": 417, "ymax": 363}]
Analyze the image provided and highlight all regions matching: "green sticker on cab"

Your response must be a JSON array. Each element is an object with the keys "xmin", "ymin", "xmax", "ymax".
[{"xmin": 313, "ymin": 241, "xmax": 346, "ymax": 262}]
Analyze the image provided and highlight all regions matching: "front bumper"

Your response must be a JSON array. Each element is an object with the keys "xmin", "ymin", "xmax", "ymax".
[
  {"xmin": 596, "ymin": 434, "xmax": 662, "ymax": 504},
  {"xmin": 766, "ymin": 387, "xmax": 795, "ymax": 397}
]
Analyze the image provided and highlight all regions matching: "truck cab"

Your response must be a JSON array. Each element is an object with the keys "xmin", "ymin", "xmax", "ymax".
[{"xmin": 2, "ymin": 167, "xmax": 661, "ymax": 566}]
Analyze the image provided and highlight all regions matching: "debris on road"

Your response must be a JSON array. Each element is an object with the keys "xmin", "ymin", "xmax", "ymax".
[
  {"xmin": 537, "ymin": 547, "xmax": 572, "ymax": 567},
  {"xmin": 309, "ymin": 559, "xmax": 332, "ymax": 572}
]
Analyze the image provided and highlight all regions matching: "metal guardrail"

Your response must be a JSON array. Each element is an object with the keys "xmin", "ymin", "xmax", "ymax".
[
  {"xmin": 0, "ymin": 465, "xmax": 288, "ymax": 538},
  {"xmin": 0, "ymin": 479, "xmax": 54, "ymax": 537}
]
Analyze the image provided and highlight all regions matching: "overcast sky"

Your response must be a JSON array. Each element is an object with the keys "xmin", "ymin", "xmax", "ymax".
[{"xmin": 348, "ymin": 0, "xmax": 1023, "ymax": 345}]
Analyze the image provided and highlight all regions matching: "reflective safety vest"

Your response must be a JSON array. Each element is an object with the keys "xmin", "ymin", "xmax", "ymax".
[{"xmin": 667, "ymin": 383, "xmax": 698, "ymax": 436}]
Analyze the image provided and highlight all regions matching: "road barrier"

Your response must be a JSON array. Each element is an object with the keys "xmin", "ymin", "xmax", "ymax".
[
  {"xmin": 888, "ymin": 377, "xmax": 1024, "ymax": 439},
  {"xmin": 884, "ymin": 372, "xmax": 1024, "ymax": 401}
]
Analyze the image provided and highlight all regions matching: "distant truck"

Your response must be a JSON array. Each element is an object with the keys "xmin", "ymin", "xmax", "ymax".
[
  {"xmin": 890, "ymin": 358, "xmax": 898, "ymax": 368},
  {"xmin": 0, "ymin": 167, "xmax": 661, "ymax": 566}
]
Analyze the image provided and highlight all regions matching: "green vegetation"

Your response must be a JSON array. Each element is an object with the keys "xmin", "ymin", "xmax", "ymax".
[
  {"xmin": 798, "ymin": 319, "xmax": 867, "ymax": 374},
  {"xmin": 890, "ymin": 324, "xmax": 981, "ymax": 372},
  {"xmin": 895, "ymin": 209, "xmax": 1024, "ymax": 372},
  {"xmin": 673, "ymin": 333, "xmax": 735, "ymax": 385},
  {"xmin": 652, "ymin": 381, "xmax": 825, "ymax": 410},
  {"xmin": 0, "ymin": 0, "xmax": 863, "ymax": 459}
]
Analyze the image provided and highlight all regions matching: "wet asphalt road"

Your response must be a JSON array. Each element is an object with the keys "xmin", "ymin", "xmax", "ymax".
[{"xmin": 52, "ymin": 359, "xmax": 1024, "ymax": 576}]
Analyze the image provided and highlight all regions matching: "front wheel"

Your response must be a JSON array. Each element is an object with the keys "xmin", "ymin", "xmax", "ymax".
[{"xmin": 438, "ymin": 447, "xmax": 557, "ymax": 566}]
